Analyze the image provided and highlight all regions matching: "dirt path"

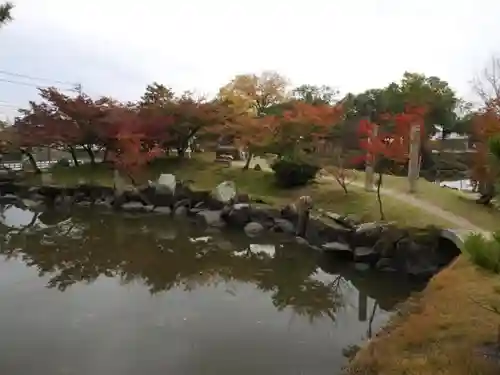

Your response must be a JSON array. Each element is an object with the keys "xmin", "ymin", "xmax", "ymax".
[
  {"xmin": 342, "ymin": 179, "xmax": 487, "ymax": 235},
  {"xmin": 231, "ymin": 157, "xmax": 488, "ymax": 236}
]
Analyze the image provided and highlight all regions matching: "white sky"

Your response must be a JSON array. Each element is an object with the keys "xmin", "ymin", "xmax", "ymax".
[{"xmin": 1, "ymin": 0, "xmax": 500, "ymax": 120}]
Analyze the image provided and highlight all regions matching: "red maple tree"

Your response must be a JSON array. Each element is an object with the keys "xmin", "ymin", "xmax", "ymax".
[
  {"xmin": 356, "ymin": 104, "xmax": 427, "ymax": 218},
  {"xmin": 102, "ymin": 107, "xmax": 163, "ymax": 183}
]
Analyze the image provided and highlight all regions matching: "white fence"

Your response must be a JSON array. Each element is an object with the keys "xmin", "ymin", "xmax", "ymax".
[{"xmin": 2, "ymin": 159, "xmax": 87, "ymax": 171}]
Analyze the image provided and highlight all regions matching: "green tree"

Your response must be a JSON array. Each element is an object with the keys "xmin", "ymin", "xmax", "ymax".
[
  {"xmin": 0, "ymin": 2, "xmax": 13, "ymax": 28},
  {"xmin": 291, "ymin": 84, "xmax": 339, "ymax": 105}
]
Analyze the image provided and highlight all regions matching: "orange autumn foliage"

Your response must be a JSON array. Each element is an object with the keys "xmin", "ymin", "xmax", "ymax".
[
  {"xmin": 215, "ymin": 101, "xmax": 344, "ymax": 156},
  {"xmin": 471, "ymin": 99, "xmax": 500, "ymax": 184}
]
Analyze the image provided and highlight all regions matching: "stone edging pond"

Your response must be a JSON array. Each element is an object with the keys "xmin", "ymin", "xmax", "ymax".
[{"xmin": 0, "ymin": 173, "xmax": 462, "ymax": 279}]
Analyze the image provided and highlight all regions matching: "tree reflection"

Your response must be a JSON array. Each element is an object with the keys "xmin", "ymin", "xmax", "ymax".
[{"xmin": 0, "ymin": 206, "xmax": 354, "ymax": 323}]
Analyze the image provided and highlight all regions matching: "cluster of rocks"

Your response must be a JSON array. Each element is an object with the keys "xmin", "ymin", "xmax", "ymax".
[{"xmin": 0, "ymin": 172, "xmax": 461, "ymax": 279}]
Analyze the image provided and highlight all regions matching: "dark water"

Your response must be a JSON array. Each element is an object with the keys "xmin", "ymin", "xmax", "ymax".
[{"xmin": 0, "ymin": 203, "xmax": 422, "ymax": 375}]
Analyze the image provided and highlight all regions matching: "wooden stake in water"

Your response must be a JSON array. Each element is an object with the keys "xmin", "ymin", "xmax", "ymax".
[{"xmin": 408, "ymin": 124, "xmax": 421, "ymax": 194}]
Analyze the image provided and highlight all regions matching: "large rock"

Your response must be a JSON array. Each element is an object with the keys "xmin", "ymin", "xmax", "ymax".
[
  {"xmin": 156, "ymin": 174, "xmax": 177, "ymax": 194},
  {"xmin": 212, "ymin": 181, "xmax": 236, "ymax": 204},
  {"xmin": 222, "ymin": 203, "xmax": 251, "ymax": 227},
  {"xmin": 353, "ymin": 246, "xmax": 378, "ymax": 264},
  {"xmin": 392, "ymin": 237, "xmax": 438, "ymax": 277},
  {"xmin": 273, "ymin": 218, "xmax": 295, "ymax": 234},
  {"xmin": 322, "ymin": 241, "xmax": 352, "ymax": 253},
  {"xmin": 196, "ymin": 210, "xmax": 226, "ymax": 228}
]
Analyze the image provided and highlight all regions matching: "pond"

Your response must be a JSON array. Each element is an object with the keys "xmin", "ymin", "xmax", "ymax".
[{"xmin": 0, "ymin": 203, "xmax": 424, "ymax": 375}]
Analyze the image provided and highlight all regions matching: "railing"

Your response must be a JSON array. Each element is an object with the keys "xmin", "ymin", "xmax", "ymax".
[{"xmin": 1, "ymin": 159, "xmax": 87, "ymax": 171}]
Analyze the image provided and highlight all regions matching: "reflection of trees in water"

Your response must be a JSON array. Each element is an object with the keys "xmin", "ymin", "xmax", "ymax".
[{"xmin": 0, "ymin": 207, "xmax": 351, "ymax": 322}]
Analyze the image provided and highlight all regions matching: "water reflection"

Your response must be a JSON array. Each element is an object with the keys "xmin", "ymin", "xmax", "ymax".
[{"xmin": 0, "ymin": 203, "xmax": 422, "ymax": 375}]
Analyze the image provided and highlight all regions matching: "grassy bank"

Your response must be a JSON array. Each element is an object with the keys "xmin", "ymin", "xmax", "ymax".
[
  {"xmin": 347, "ymin": 256, "xmax": 500, "ymax": 375},
  {"xmin": 346, "ymin": 170, "xmax": 500, "ymax": 232},
  {"xmin": 32, "ymin": 157, "xmax": 454, "ymax": 228}
]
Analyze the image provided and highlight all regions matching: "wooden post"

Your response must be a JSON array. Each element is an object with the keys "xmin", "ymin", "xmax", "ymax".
[
  {"xmin": 358, "ymin": 291, "xmax": 367, "ymax": 322},
  {"xmin": 408, "ymin": 124, "xmax": 421, "ymax": 194},
  {"xmin": 364, "ymin": 124, "xmax": 378, "ymax": 192}
]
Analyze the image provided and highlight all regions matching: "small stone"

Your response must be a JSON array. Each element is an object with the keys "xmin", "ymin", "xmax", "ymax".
[
  {"xmin": 121, "ymin": 201, "xmax": 146, "ymax": 211},
  {"xmin": 295, "ymin": 236, "xmax": 309, "ymax": 246},
  {"xmin": 244, "ymin": 221, "xmax": 264, "ymax": 237},
  {"xmin": 153, "ymin": 206, "xmax": 172, "ymax": 215},
  {"xmin": 354, "ymin": 263, "xmax": 370, "ymax": 272},
  {"xmin": 174, "ymin": 205, "xmax": 188, "ymax": 217},
  {"xmin": 322, "ymin": 241, "xmax": 352, "ymax": 252},
  {"xmin": 254, "ymin": 164, "xmax": 262, "ymax": 171},
  {"xmin": 233, "ymin": 203, "xmax": 250, "ymax": 210},
  {"xmin": 355, "ymin": 222, "xmax": 380, "ymax": 233}
]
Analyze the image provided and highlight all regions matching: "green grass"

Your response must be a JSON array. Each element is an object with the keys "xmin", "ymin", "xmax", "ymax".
[
  {"xmin": 33, "ymin": 156, "xmax": 455, "ymax": 228},
  {"xmin": 351, "ymin": 170, "xmax": 500, "ymax": 232},
  {"xmin": 463, "ymin": 231, "xmax": 500, "ymax": 273}
]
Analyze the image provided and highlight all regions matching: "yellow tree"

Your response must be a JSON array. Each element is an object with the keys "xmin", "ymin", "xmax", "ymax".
[{"xmin": 217, "ymin": 71, "xmax": 289, "ymax": 168}]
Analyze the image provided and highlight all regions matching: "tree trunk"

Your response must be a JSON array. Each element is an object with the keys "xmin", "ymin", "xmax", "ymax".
[
  {"xmin": 21, "ymin": 149, "xmax": 41, "ymax": 174},
  {"xmin": 364, "ymin": 123, "xmax": 378, "ymax": 191},
  {"xmin": 243, "ymin": 152, "xmax": 253, "ymax": 170},
  {"xmin": 83, "ymin": 146, "xmax": 96, "ymax": 165},
  {"xmin": 376, "ymin": 172, "xmax": 385, "ymax": 220},
  {"xmin": 476, "ymin": 180, "xmax": 495, "ymax": 205},
  {"xmin": 102, "ymin": 147, "xmax": 109, "ymax": 162},
  {"xmin": 408, "ymin": 124, "xmax": 421, "ymax": 193},
  {"xmin": 68, "ymin": 147, "xmax": 80, "ymax": 167}
]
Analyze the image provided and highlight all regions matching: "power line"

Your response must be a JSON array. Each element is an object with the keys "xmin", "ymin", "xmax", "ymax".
[
  {"xmin": 0, "ymin": 77, "xmax": 79, "ymax": 91},
  {"xmin": 0, "ymin": 69, "xmax": 77, "ymax": 86}
]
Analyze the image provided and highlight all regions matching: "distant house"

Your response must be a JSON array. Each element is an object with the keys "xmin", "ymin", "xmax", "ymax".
[{"xmin": 429, "ymin": 130, "xmax": 476, "ymax": 154}]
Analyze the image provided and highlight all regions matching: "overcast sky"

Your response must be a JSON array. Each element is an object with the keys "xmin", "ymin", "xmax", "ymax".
[{"xmin": 1, "ymin": 0, "xmax": 500, "ymax": 120}]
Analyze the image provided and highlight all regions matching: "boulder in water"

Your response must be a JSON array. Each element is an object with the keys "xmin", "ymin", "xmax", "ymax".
[
  {"xmin": 212, "ymin": 181, "xmax": 236, "ymax": 204},
  {"xmin": 156, "ymin": 174, "xmax": 177, "ymax": 194}
]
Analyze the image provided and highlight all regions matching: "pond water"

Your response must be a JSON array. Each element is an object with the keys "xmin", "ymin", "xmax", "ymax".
[{"xmin": 0, "ymin": 203, "xmax": 424, "ymax": 375}]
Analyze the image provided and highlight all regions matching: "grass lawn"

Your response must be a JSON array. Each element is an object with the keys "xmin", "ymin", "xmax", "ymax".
[
  {"xmin": 33, "ymin": 156, "xmax": 454, "ymax": 228},
  {"xmin": 347, "ymin": 170, "xmax": 500, "ymax": 232},
  {"xmin": 347, "ymin": 256, "xmax": 500, "ymax": 375}
]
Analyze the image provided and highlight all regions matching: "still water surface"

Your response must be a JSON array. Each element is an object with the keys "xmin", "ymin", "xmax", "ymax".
[{"xmin": 0, "ymin": 204, "xmax": 422, "ymax": 375}]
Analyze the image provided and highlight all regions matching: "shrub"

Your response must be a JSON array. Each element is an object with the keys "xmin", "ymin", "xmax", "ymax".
[
  {"xmin": 55, "ymin": 158, "xmax": 71, "ymax": 167},
  {"xmin": 271, "ymin": 158, "xmax": 319, "ymax": 188},
  {"xmin": 463, "ymin": 231, "xmax": 500, "ymax": 273}
]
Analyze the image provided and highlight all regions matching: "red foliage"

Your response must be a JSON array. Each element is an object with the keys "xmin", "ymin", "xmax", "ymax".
[
  {"xmin": 104, "ymin": 108, "xmax": 163, "ymax": 179},
  {"xmin": 471, "ymin": 99, "xmax": 500, "ymax": 183},
  {"xmin": 356, "ymin": 105, "xmax": 427, "ymax": 166}
]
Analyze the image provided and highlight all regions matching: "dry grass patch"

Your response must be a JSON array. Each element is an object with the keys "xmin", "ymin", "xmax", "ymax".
[{"xmin": 346, "ymin": 256, "xmax": 500, "ymax": 375}]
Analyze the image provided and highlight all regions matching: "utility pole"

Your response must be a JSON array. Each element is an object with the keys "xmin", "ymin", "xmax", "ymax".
[{"xmin": 73, "ymin": 83, "xmax": 82, "ymax": 95}]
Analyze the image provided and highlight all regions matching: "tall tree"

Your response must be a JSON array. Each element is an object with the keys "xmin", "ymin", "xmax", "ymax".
[
  {"xmin": 291, "ymin": 84, "xmax": 339, "ymax": 105},
  {"xmin": 472, "ymin": 56, "xmax": 500, "ymax": 106},
  {"xmin": 0, "ymin": 2, "xmax": 13, "ymax": 28},
  {"xmin": 217, "ymin": 71, "xmax": 289, "ymax": 168},
  {"xmin": 218, "ymin": 71, "xmax": 289, "ymax": 116}
]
